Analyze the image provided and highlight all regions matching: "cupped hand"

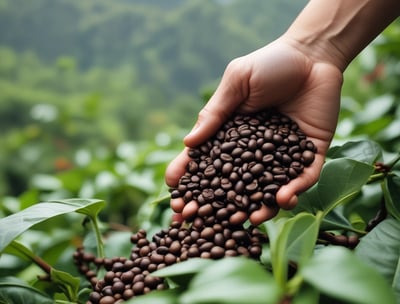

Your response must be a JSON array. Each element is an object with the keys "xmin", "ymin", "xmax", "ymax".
[{"xmin": 165, "ymin": 37, "xmax": 343, "ymax": 225}]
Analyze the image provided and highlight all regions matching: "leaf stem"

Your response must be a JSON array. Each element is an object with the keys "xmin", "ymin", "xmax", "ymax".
[
  {"xmin": 367, "ymin": 172, "xmax": 386, "ymax": 184},
  {"xmin": 286, "ymin": 274, "xmax": 303, "ymax": 296},
  {"xmin": 9, "ymin": 241, "xmax": 52, "ymax": 274},
  {"xmin": 90, "ymin": 216, "xmax": 104, "ymax": 258},
  {"xmin": 387, "ymin": 153, "xmax": 400, "ymax": 168}
]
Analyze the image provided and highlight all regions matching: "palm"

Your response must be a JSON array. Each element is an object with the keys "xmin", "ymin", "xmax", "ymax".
[{"xmin": 166, "ymin": 39, "xmax": 343, "ymax": 224}]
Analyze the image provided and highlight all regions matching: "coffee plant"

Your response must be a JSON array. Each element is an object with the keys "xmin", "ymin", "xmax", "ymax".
[{"xmin": 0, "ymin": 108, "xmax": 399, "ymax": 303}]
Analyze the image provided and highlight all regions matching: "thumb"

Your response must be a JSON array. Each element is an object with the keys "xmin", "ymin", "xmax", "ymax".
[{"xmin": 184, "ymin": 58, "xmax": 251, "ymax": 147}]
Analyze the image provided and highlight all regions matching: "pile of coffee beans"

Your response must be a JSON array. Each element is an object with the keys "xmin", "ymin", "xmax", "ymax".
[
  {"xmin": 170, "ymin": 110, "xmax": 316, "ymax": 224},
  {"xmin": 74, "ymin": 221, "xmax": 267, "ymax": 303},
  {"xmin": 75, "ymin": 110, "xmax": 316, "ymax": 303}
]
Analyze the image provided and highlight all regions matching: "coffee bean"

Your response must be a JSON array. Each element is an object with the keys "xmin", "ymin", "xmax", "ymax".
[
  {"xmin": 199, "ymin": 241, "xmax": 214, "ymax": 252},
  {"xmin": 150, "ymin": 253, "xmax": 164, "ymax": 264},
  {"xmin": 242, "ymin": 172, "xmax": 253, "ymax": 184},
  {"xmin": 222, "ymin": 162, "xmax": 234, "ymax": 175},
  {"xmin": 112, "ymin": 281, "xmax": 125, "ymax": 294},
  {"xmin": 204, "ymin": 165, "xmax": 217, "ymax": 178},
  {"xmin": 221, "ymin": 142, "xmax": 237, "ymax": 153},
  {"xmin": 234, "ymin": 180, "xmax": 245, "ymax": 194},
  {"xmin": 249, "ymin": 163, "xmax": 264, "ymax": 176},
  {"xmin": 262, "ymin": 154, "xmax": 274, "ymax": 164},
  {"xmin": 99, "ymin": 296, "xmax": 115, "ymax": 304},
  {"xmin": 220, "ymin": 153, "xmax": 233, "ymax": 162},
  {"xmin": 210, "ymin": 246, "xmax": 225, "ymax": 259},
  {"xmin": 302, "ymin": 150, "xmax": 315, "ymax": 165},
  {"xmin": 231, "ymin": 147, "xmax": 243, "ymax": 157},
  {"xmin": 241, "ymin": 151, "xmax": 255, "ymax": 162},
  {"xmin": 250, "ymin": 191, "xmax": 263, "ymax": 202},
  {"xmin": 187, "ymin": 247, "xmax": 200, "ymax": 258},
  {"xmin": 188, "ymin": 148, "xmax": 201, "ymax": 159},
  {"xmin": 220, "ymin": 178, "xmax": 232, "ymax": 190},
  {"xmin": 197, "ymin": 204, "xmax": 213, "ymax": 217},
  {"xmin": 132, "ymin": 281, "xmax": 145, "ymax": 295},
  {"xmin": 213, "ymin": 207, "xmax": 228, "ymax": 220},
  {"xmin": 200, "ymin": 227, "xmax": 215, "ymax": 240},
  {"xmin": 164, "ymin": 253, "xmax": 177, "ymax": 265}
]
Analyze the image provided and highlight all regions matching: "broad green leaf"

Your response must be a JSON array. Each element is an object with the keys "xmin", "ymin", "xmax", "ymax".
[
  {"xmin": 0, "ymin": 198, "xmax": 105, "ymax": 253},
  {"xmin": 342, "ymin": 182, "xmax": 382, "ymax": 226},
  {"xmin": 355, "ymin": 219, "xmax": 400, "ymax": 299},
  {"xmin": 376, "ymin": 119, "xmax": 400, "ymax": 141},
  {"xmin": 180, "ymin": 257, "xmax": 281, "ymax": 304},
  {"xmin": 320, "ymin": 207, "xmax": 353, "ymax": 231},
  {"xmin": 0, "ymin": 277, "xmax": 53, "ymax": 304},
  {"xmin": 292, "ymin": 284, "xmax": 320, "ymax": 304},
  {"xmin": 268, "ymin": 213, "xmax": 320, "ymax": 288},
  {"xmin": 294, "ymin": 159, "xmax": 374, "ymax": 215},
  {"xmin": 327, "ymin": 140, "xmax": 382, "ymax": 164},
  {"xmin": 355, "ymin": 95, "xmax": 395, "ymax": 124},
  {"xmin": 301, "ymin": 246, "xmax": 396, "ymax": 304},
  {"xmin": 4, "ymin": 240, "xmax": 37, "ymax": 263},
  {"xmin": 152, "ymin": 258, "xmax": 214, "ymax": 288},
  {"xmin": 382, "ymin": 175, "xmax": 400, "ymax": 220},
  {"xmin": 50, "ymin": 268, "xmax": 80, "ymax": 302},
  {"xmin": 320, "ymin": 206, "xmax": 367, "ymax": 234},
  {"xmin": 285, "ymin": 213, "xmax": 321, "ymax": 267},
  {"xmin": 127, "ymin": 289, "xmax": 179, "ymax": 304}
]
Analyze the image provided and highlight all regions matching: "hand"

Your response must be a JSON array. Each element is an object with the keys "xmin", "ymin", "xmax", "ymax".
[{"xmin": 165, "ymin": 37, "xmax": 343, "ymax": 225}]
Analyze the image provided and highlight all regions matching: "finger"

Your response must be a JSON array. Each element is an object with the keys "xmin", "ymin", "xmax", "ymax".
[
  {"xmin": 184, "ymin": 58, "xmax": 251, "ymax": 148},
  {"xmin": 170, "ymin": 197, "xmax": 185, "ymax": 213},
  {"xmin": 165, "ymin": 148, "xmax": 191, "ymax": 187},
  {"xmin": 276, "ymin": 153, "xmax": 324, "ymax": 209},
  {"xmin": 249, "ymin": 204, "xmax": 280, "ymax": 226},
  {"xmin": 172, "ymin": 213, "xmax": 184, "ymax": 223}
]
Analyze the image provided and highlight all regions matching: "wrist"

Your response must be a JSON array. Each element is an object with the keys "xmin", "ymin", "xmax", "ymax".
[{"xmin": 283, "ymin": 0, "xmax": 400, "ymax": 72}]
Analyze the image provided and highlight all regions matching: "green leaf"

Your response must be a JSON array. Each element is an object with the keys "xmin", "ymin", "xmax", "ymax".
[
  {"xmin": 294, "ymin": 159, "xmax": 374, "ymax": 216},
  {"xmin": 4, "ymin": 240, "xmax": 37, "ymax": 263},
  {"xmin": 0, "ymin": 198, "xmax": 105, "ymax": 253},
  {"xmin": 327, "ymin": 140, "xmax": 382, "ymax": 164},
  {"xmin": 285, "ymin": 213, "xmax": 321, "ymax": 268},
  {"xmin": 0, "ymin": 277, "xmax": 53, "ymax": 304},
  {"xmin": 355, "ymin": 218, "xmax": 400, "ymax": 299},
  {"xmin": 382, "ymin": 175, "xmax": 400, "ymax": 220},
  {"xmin": 180, "ymin": 257, "xmax": 281, "ymax": 304},
  {"xmin": 292, "ymin": 284, "xmax": 320, "ymax": 304},
  {"xmin": 268, "ymin": 213, "xmax": 320, "ymax": 288},
  {"xmin": 320, "ymin": 207, "xmax": 353, "ymax": 231},
  {"xmin": 126, "ymin": 289, "xmax": 179, "ymax": 304},
  {"xmin": 50, "ymin": 268, "xmax": 81, "ymax": 302},
  {"xmin": 152, "ymin": 258, "xmax": 214, "ymax": 288},
  {"xmin": 301, "ymin": 246, "xmax": 396, "ymax": 304}
]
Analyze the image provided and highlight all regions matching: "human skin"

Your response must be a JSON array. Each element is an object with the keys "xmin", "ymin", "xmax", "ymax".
[{"xmin": 165, "ymin": 0, "xmax": 400, "ymax": 225}]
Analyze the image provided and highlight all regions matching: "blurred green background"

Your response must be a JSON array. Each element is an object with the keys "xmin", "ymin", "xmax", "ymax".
[{"xmin": 0, "ymin": 0, "xmax": 399, "ymax": 228}]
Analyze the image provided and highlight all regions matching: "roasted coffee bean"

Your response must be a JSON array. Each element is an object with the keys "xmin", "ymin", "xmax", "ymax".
[
  {"xmin": 210, "ymin": 246, "xmax": 225, "ymax": 259},
  {"xmin": 241, "ymin": 150, "xmax": 255, "ymax": 162},
  {"xmin": 112, "ymin": 281, "xmax": 125, "ymax": 294},
  {"xmin": 197, "ymin": 204, "xmax": 213, "ymax": 217},
  {"xmin": 221, "ymin": 142, "xmax": 237, "ymax": 153},
  {"xmin": 200, "ymin": 227, "xmax": 215, "ymax": 240},
  {"xmin": 99, "ymin": 296, "xmax": 115, "ymax": 304},
  {"xmin": 302, "ymin": 150, "xmax": 315, "ymax": 165}
]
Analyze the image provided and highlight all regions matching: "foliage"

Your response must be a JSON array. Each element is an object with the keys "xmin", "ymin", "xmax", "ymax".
[{"xmin": 0, "ymin": 140, "xmax": 399, "ymax": 303}]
